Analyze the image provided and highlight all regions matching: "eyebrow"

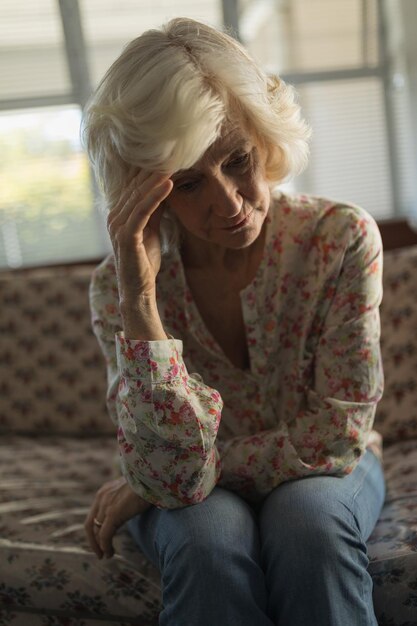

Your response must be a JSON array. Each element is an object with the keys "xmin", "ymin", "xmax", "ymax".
[
  {"xmin": 171, "ymin": 168, "xmax": 198, "ymax": 181},
  {"xmin": 172, "ymin": 139, "xmax": 252, "ymax": 180}
]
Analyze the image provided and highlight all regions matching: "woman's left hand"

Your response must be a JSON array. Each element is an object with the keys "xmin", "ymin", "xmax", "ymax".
[{"xmin": 84, "ymin": 475, "xmax": 152, "ymax": 559}]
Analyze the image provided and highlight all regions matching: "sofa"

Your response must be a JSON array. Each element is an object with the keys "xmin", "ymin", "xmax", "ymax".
[{"xmin": 0, "ymin": 219, "xmax": 417, "ymax": 626}]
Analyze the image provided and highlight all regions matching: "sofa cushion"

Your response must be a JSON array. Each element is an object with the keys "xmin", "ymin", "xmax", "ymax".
[
  {"xmin": 0, "ymin": 435, "xmax": 161, "ymax": 625},
  {"xmin": 374, "ymin": 245, "xmax": 417, "ymax": 443},
  {"xmin": 1, "ymin": 435, "xmax": 417, "ymax": 625},
  {"xmin": 0, "ymin": 265, "xmax": 112, "ymax": 436},
  {"xmin": 367, "ymin": 439, "xmax": 417, "ymax": 624}
]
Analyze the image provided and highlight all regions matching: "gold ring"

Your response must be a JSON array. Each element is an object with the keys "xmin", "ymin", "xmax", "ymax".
[{"xmin": 93, "ymin": 517, "xmax": 103, "ymax": 527}]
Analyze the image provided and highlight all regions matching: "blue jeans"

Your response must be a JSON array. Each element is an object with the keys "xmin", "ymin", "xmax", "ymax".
[{"xmin": 126, "ymin": 449, "xmax": 385, "ymax": 626}]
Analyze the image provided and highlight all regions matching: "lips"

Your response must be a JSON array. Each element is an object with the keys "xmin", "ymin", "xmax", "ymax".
[{"xmin": 222, "ymin": 211, "xmax": 252, "ymax": 230}]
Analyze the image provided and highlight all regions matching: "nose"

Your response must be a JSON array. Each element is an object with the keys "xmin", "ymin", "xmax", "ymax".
[{"xmin": 209, "ymin": 175, "xmax": 243, "ymax": 218}]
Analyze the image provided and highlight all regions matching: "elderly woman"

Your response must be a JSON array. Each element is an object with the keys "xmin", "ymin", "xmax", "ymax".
[{"xmin": 82, "ymin": 17, "xmax": 385, "ymax": 626}]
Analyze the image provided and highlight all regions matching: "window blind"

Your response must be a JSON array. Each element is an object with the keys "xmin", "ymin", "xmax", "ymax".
[
  {"xmin": 80, "ymin": 0, "xmax": 222, "ymax": 88},
  {"xmin": 240, "ymin": 0, "xmax": 414, "ymax": 221},
  {"xmin": 241, "ymin": 0, "xmax": 378, "ymax": 73},
  {"xmin": 0, "ymin": 0, "xmax": 415, "ymax": 268},
  {"xmin": 297, "ymin": 78, "xmax": 393, "ymax": 219},
  {"xmin": 0, "ymin": 0, "xmax": 70, "ymax": 103},
  {"xmin": 0, "ymin": 0, "xmax": 222, "ymax": 268}
]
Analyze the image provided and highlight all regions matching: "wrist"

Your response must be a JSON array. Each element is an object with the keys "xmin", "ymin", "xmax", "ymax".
[
  {"xmin": 120, "ymin": 297, "xmax": 167, "ymax": 341},
  {"xmin": 120, "ymin": 291, "xmax": 157, "ymax": 311}
]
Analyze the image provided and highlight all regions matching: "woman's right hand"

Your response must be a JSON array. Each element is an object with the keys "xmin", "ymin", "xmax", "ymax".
[{"xmin": 107, "ymin": 170, "xmax": 173, "ymax": 306}]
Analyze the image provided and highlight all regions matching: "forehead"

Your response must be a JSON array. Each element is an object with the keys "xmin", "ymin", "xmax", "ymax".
[
  {"xmin": 171, "ymin": 123, "xmax": 257, "ymax": 180},
  {"xmin": 202, "ymin": 125, "xmax": 253, "ymax": 162}
]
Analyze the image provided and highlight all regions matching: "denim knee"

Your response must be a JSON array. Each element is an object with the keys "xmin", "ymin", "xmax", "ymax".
[
  {"xmin": 139, "ymin": 488, "xmax": 273, "ymax": 626},
  {"xmin": 156, "ymin": 487, "xmax": 260, "ymax": 570},
  {"xmin": 259, "ymin": 476, "xmax": 367, "ymax": 574},
  {"xmin": 258, "ymin": 470, "xmax": 380, "ymax": 626}
]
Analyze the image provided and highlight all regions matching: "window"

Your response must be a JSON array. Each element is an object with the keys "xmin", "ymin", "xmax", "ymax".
[
  {"xmin": 0, "ymin": 0, "xmax": 100, "ymax": 268},
  {"xmin": 238, "ymin": 0, "xmax": 416, "ymax": 220},
  {"xmin": 81, "ymin": 0, "xmax": 222, "ymax": 87},
  {"xmin": 0, "ymin": 0, "xmax": 416, "ymax": 268},
  {"xmin": 0, "ymin": 0, "xmax": 222, "ymax": 268},
  {"xmin": 0, "ymin": 106, "xmax": 102, "ymax": 268}
]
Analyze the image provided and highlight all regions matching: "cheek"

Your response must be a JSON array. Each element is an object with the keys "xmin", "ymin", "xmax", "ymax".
[
  {"xmin": 263, "ymin": 182, "xmax": 271, "ymax": 206},
  {"xmin": 245, "ymin": 156, "xmax": 270, "ymax": 203},
  {"xmin": 166, "ymin": 201, "xmax": 205, "ymax": 234},
  {"xmin": 251, "ymin": 174, "xmax": 270, "ymax": 207},
  {"xmin": 164, "ymin": 196, "xmax": 186, "ymax": 221}
]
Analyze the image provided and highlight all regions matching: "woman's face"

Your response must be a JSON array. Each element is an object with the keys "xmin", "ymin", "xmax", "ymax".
[{"xmin": 166, "ymin": 126, "xmax": 271, "ymax": 251}]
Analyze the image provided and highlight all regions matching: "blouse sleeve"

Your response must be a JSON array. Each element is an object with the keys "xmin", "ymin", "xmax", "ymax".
[
  {"xmin": 217, "ymin": 209, "xmax": 384, "ymax": 503},
  {"xmin": 89, "ymin": 259, "xmax": 222, "ymax": 509}
]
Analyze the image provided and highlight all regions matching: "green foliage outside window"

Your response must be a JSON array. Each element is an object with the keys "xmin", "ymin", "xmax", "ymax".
[{"xmin": 0, "ymin": 111, "xmax": 105, "ymax": 268}]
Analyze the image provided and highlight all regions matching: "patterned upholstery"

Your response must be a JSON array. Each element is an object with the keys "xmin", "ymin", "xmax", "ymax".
[
  {"xmin": 0, "ymin": 246, "xmax": 417, "ymax": 625},
  {"xmin": 374, "ymin": 246, "xmax": 417, "ymax": 443},
  {"xmin": 0, "ymin": 265, "xmax": 111, "ymax": 435},
  {"xmin": 367, "ymin": 440, "xmax": 417, "ymax": 624},
  {"xmin": 0, "ymin": 436, "xmax": 160, "ymax": 626},
  {"xmin": 0, "ymin": 436, "xmax": 416, "ymax": 625}
]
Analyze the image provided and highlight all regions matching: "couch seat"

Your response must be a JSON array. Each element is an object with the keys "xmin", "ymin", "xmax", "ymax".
[
  {"xmin": 1, "ymin": 436, "xmax": 416, "ymax": 625},
  {"xmin": 0, "ymin": 436, "xmax": 161, "ymax": 625},
  {"xmin": 367, "ymin": 439, "xmax": 417, "ymax": 625}
]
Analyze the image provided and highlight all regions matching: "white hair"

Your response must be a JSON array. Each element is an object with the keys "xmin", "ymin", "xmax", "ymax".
[{"xmin": 82, "ymin": 17, "xmax": 311, "ymax": 252}]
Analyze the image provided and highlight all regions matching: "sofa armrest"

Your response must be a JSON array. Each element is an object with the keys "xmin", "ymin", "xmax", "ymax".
[{"xmin": 377, "ymin": 218, "xmax": 417, "ymax": 251}]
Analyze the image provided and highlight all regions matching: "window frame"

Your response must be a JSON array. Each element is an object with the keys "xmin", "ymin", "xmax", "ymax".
[
  {"xmin": 224, "ymin": 0, "xmax": 417, "ymax": 218},
  {"xmin": 1, "ymin": 0, "xmax": 416, "ymax": 252}
]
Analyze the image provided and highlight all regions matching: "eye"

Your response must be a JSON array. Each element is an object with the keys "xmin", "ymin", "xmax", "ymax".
[
  {"xmin": 175, "ymin": 179, "xmax": 199, "ymax": 193},
  {"xmin": 227, "ymin": 152, "xmax": 251, "ymax": 168}
]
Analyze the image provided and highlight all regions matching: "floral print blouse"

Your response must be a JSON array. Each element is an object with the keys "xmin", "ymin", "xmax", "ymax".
[{"xmin": 90, "ymin": 192, "xmax": 384, "ymax": 509}]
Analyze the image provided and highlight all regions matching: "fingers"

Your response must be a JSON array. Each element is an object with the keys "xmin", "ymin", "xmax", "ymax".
[
  {"xmin": 84, "ymin": 508, "xmax": 105, "ymax": 559},
  {"xmin": 84, "ymin": 478, "xmax": 151, "ymax": 561},
  {"xmin": 112, "ymin": 169, "xmax": 156, "ymax": 221},
  {"xmin": 84, "ymin": 478, "xmax": 127, "ymax": 560},
  {"xmin": 124, "ymin": 176, "xmax": 173, "ymax": 235},
  {"xmin": 95, "ymin": 518, "xmax": 118, "ymax": 559},
  {"xmin": 85, "ymin": 508, "xmax": 116, "ymax": 559},
  {"xmin": 108, "ymin": 171, "xmax": 173, "ymax": 235}
]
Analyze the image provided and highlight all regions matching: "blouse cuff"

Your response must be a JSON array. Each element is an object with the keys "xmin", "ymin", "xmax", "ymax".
[{"xmin": 115, "ymin": 332, "xmax": 185, "ymax": 383}]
